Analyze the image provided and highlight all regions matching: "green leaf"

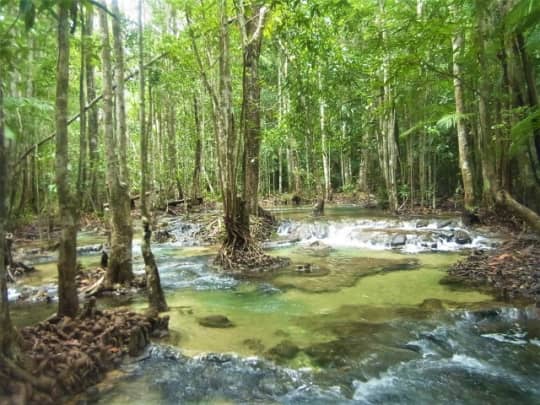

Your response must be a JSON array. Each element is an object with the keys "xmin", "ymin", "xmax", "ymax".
[{"xmin": 436, "ymin": 112, "xmax": 472, "ymax": 131}]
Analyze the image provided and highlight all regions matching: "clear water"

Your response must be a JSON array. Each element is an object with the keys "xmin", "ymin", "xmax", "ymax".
[{"xmin": 10, "ymin": 207, "xmax": 540, "ymax": 404}]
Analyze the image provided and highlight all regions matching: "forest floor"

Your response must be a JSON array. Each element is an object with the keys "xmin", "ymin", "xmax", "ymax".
[{"xmin": 444, "ymin": 207, "xmax": 540, "ymax": 303}]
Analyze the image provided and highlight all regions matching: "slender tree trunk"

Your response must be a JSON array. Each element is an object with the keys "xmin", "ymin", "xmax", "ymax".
[
  {"xmin": 192, "ymin": 95, "xmax": 202, "ymax": 200},
  {"xmin": 99, "ymin": 9, "xmax": 133, "ymax": 285},
  {"xmin": 319, "ymin": 71, "xmax": 331, "ymax": 200},
  {"xmin": 85, "ymin": 7, "xmax": 100, "ymax": 211},
  {"xmin": 379, "ymin": 0, "xmax": 398, "ymax": 211},
  {"xmin": 56, "ymin": 3, "xmax": 79, "ymax": 317},
  {"xmin": 139, "ymin": 0, "xmax": 167, "ymax": 312},
  {"xmin": 77, "ymin": 7, "xmax": 88, "ymax": 206},
  {"xmin": 111, "ymin": 0, "xmax": 129, "ymax": 182},
  {"xmin": 452, "ymin": 27, "xmax": 476, "ymax": 210},
  {"xmin": 0, "ymin": 65, "xmax": 17, "ymax": 357}
]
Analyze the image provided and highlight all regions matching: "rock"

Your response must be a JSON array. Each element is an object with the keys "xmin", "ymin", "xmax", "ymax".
[
  {"xmin": 296, "ymin": 264, "xmax": 313, "ymax": 273},
  {"xmin": 416, "ymin": 219, "xmax": 429, "ymax": 228},
  {"xmin": 390, "ymin": 234, "xmax": 407, "ymax": 247},
  {"xmin": 297, "ymin": 240, "xmax": 332, "ymax": 257},
  {"xmin": 198, "ymin": 315, "xmax": 234, "ymax": 328},
  {"xmin": 267, "ymin": 340, "xmax": 300, "ymax": 360},
  {"xmin": 462, "ymin": 210, "xmax": 481, "ymax": 226},
  {"xmin": 437, "ymin": 219, "xmax": 453, "ymax": 229},
  {"xmin": 76, "ymin": 244, "xmax": 103, "ymax": 255},
  {"xmin": 154, "ymin": 229, "xmax": 175, "ymax": 244},
  {"xmin": 454, "ymin": 230, "xmax": 472, "ymax": 244}
]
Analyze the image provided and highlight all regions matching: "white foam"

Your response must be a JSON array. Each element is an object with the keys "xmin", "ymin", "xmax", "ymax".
[
  {"xmin": 7, "ymin": 288, "xmax": 20, "ymax": 301},
  {"xmin": 352, "ymin": 374, "xmax": 397, "ymax": 400}
]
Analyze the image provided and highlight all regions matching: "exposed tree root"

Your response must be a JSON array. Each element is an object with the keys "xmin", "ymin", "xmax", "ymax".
[
  {"xmin": 214, "ymin": 241, "xmax": 289, "ymax": 274},
  {"xmin": 0, "ymin": 303, "xmax": 169, "ymax": 403}
]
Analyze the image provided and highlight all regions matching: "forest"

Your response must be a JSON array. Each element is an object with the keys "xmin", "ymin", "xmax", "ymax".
[{"xmin": 1, "ymin": 0, "xmax": 540, "ymax": 403}]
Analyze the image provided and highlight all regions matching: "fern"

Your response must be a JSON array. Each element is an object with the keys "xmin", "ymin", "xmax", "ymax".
[{"xmin": 436, "ymin": 112, "xmax": 473, "ymax": 131}]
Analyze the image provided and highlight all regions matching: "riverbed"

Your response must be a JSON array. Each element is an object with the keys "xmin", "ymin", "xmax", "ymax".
[{"xmin": 8, "ymin": 207, "xmax": 540, "ymax": 404}]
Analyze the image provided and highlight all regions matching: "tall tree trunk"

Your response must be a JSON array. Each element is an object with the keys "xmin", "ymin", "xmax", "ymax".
[
  {"xmin": 85, "ymin": 7, "xmax": 100, "ymax": 212},
  {"xmin": 379, "ymin": 0, "xmax": 399, "ymax": 211},
  {"xmin": 167, "ymin": 102, "xmax": 179, "ymax": 199},
  {"xmin": 77, "ymin": 6, "xmax": 88, "ymax": 206},
  {"xmin": 139, "ymin": 0, "xmax": 167, "ymax": 312},
  {"xmin": 239, "ymin": 2, "xmax": 268, "ymax": 215},
  {"xmin": 56, "ymin": 3, "xmax": 79, "ymax": 317},
  {"xmin": 319, "ymin": 71, "xmax": 331, "ymax": 200},
  {"xmin": 99, "ymin": 9, "xmax": 133, "ymax": 285},
  {"xmin": 192, "ymin": 95, "xmax": 202, "ymax": 200},
  {"xmin": 111, "ymin": 0, "xmax": 129, "ymax": 183},
  {"xmin": 452, "ymin": 27, "xmax": 476, "ymax": 210},
  {"xmin": 0, "ymin": 65, "xmax": 17, "ymax": 357}
]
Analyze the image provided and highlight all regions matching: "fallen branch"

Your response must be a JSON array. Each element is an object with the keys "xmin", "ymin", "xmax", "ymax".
[
  {"xmin": 81, "ymin": 275, "xmax": 105, "ymax": 297},
  {"xmin": 15, "ymin": 53, "xmax": 167, "ymax": 167}
]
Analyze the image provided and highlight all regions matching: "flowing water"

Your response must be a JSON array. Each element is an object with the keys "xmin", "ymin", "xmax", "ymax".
[{"xmin": 8, "ymin": 207, "xmax": 540, "ymax": 404}]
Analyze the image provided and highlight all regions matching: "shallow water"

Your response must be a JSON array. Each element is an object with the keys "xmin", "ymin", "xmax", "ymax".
[{"xmin": 10, "ymin": 207, "xmax": 540, "ymax": 404}]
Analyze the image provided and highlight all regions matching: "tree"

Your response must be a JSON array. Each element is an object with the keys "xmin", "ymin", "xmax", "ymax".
[
  {"xmin": 99, "ymin": 5, "xmax": 134, "ymax": 286},
  {"xmin": 237, "ymin": 0, "xmax": 269, "ymax": 214},
  {"xmin": 451, "ymin": 11, "xmax": 475, "ymax": 211},
  {"xmin": 55, "ymin": 1, "xmax": 79, "ymax": 318},
  {"xmin": 139, "ymin": 0, "xmax": 168, "ymax": 312},
  {"xmin": 0, "ymin": 63, "xmax": 16, "ymax": 358}
]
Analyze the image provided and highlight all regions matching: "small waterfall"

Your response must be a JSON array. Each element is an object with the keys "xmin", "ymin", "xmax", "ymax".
[{"xmin": 277, "ymin": 217, "xmax": 499, "ymax": 253}]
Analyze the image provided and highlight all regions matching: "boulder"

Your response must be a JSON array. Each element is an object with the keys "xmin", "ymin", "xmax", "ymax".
[
  {"xmin": 415, "ymin": 219, "xmax": 429, "ymax": 228},
  {"xmin": 390, "ymin": 234, "xmax": 407, "ymax": 247},
  {"xmin": 198, "ymin": 315, "xmax": 234, "ymax": 328},
  {"xmin": 454, "ymin": 230, "xmax": 472, "ymax": 245}
]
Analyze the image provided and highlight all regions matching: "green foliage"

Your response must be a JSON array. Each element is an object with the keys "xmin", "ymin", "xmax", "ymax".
[
  {"xmin": 506, "ymin": 0, "xmax": 540, "ymax": 33},
  {"xmin": 436, "ymin": 112, "xmax": 473, "ymax": 132},
  {"xmin": 510, "ymin": 107, "xmax": 540, "ymax": 154}
]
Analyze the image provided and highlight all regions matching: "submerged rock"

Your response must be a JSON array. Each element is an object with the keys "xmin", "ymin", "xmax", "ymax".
[{"xmin": 198, "ymin": 315, "xmax": 235, "ymax": 328}]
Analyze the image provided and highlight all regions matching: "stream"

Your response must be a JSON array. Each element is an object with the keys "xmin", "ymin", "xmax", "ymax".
[{"xmin": 8, "ymin": 207, "xmax": 540, "ymax": 404}]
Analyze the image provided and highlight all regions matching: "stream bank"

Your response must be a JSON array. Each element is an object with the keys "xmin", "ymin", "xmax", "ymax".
[{"xmin": 0, "ymin": 302, "xmax": 168, "ymax": 404}]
